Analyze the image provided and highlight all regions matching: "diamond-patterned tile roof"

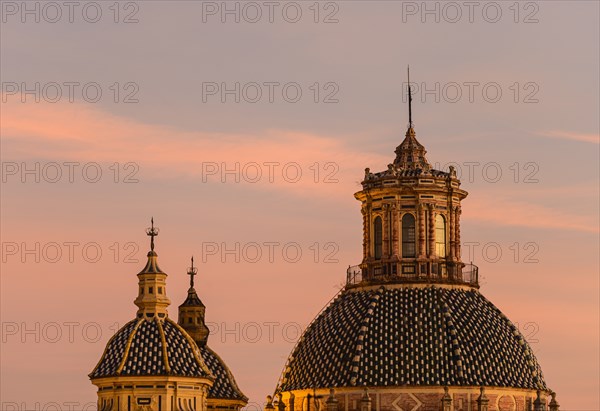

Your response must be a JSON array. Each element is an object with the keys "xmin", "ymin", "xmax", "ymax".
[
  {"xmin": 277, "ymin": 286, "xmax": 546, "ymax": 391},
  {"xmin": 200, "ymin": 345, "xmax": 248, "ymax": 400},
  {"xmin": 90, "ymin": 317, "xmax": 211, "ymax": 379}
]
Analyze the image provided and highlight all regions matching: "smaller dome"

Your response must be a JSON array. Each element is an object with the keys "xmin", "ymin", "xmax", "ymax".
[
  {"xmin": 200, "ymin": 345, "xmax": 248, "ymax": 401},
  {"xmin": 90, "ymin": 317, "xmax": 212, "ymax": 379}
]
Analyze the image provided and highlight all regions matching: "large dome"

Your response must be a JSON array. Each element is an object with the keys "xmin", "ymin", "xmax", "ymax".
[
  {"xmin": 90, "ymin": 317, "xmax": 212, "ymax": 379},
  {"xmin": 277, "ymin": 285, "xmax": 546, "ymax": 392}
]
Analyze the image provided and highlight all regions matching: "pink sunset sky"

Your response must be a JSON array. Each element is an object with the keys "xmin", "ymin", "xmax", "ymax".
[{"xmin": 1, "ymin": 1, "xmax": 599, "ymax": 410}]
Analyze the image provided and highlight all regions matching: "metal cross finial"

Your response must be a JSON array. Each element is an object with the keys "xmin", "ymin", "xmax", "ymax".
[
  {"xmin": 146, "ymin": 217, "xmax": 159, "ymax": 251},
  {"xmin": 188, "ymin": 256, "xmax": 198, "ymax": 288},
  {"xmin": 407, "ymin": 65, "xmax": 413, "ymax": 128}
]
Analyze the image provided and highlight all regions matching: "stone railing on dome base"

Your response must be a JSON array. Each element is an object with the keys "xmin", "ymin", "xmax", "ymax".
[{"xmin": 346, "ymin": 261, "xmax": 479, "ymax": 288}]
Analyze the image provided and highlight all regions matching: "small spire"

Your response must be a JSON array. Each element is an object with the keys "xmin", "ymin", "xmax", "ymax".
[
  {"xmin": 476, "ymin": 387, "xmax": 489, "ymax": 411},
  {"xmin": 533, "ymin": 390, "xmax": 544, "ymax": 411},
  {"xmin": 360, "ymin": 388, "xmax": 372, "ymax": 411},
  {"xmin": 548, "ymin": 391, "xmax": 560, "ymax": 411},
  {"xmin": 407, "ymin": 65, "xmax": 413, "ymax": 129},
  {"xmin": 277, "ymin": 393, "xmax": 286, "ymax": 411},
  {"xmin": 441, "ymin": 386, "xmax": 452, "ymax": 411},
  {"xmin": 135, "ymin": 219, "xmax": 170, "ymax": 318},
  {"xmin": 265, "ymin": 396, "xmax": 275, "ymax": 411},
  {"xmin": 188, "ymin": 256, "xmax": 198, "ymax": 288},
  {"xmin": 326, "ymin": 389, "xmax": 338, "ymax": 411},
  {"xmin": 146, "ymin": 217, "xmax": 159, "ymax": 252}
]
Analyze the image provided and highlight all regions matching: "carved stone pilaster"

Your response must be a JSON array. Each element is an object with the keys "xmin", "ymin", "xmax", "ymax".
[
  {"xmin": 391, "ymin": 203, "xmax": 399, "ymax": 259},
  {"xmin": 428, "ymin": 205, "xmax": 436, "ymax": 259},
  {"xmin": 455, "ymin": 207, "xmax": 462, "ymax": 261},
  {"xmin": 361, "ymin": 206, "xmax": 370, "ymax": 261},
  {"xmin": 383, "ymin": 203, "xmax": 390, "ymax": 259},
  {"xmin": 449, "ymin": 205, "xmax": 456, "ymax": 260},
  {"xmin": 418, "ymin": 203, "xmax": 426, "ymax": 258},
  {"xmin": 202, "ymin": 386, "xmax": 209, "ymax": 411}
]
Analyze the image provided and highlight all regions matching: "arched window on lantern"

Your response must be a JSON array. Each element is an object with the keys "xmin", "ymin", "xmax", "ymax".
[
  {"xmin": 374, "ymin": 216, "xmax": 383, "ymax": 260},
  {"xmin": 435, "ymin": 214, "xmax": 446, "ymax": 258},
  {"xmin": 402, "ymin": 213, "xmax": 416, "ymax": 258}
]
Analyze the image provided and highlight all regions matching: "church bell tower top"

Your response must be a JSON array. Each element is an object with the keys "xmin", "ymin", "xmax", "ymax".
[
  {"xmin": 180, "ymin": 256, "xmax": 205, "ymax": 309},
  {"xmin": 134, "ymin": 218, "xmax": 171, "ymax": 319},
  {"xmin": 351, "ymin": 69, "xmax": 474, "ymax": 289},
  {"xmin": 393, "ymin": 67, "xmax": 431, "ymax": 171},
  {"xmin": 178, "ymin": 256, "xmax": 210, "ymax": 346}
]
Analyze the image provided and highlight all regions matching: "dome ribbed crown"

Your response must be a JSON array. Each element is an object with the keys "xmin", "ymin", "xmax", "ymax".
[{"xmin": 89, "ymin": 317, "xmax": 212, "ymax": 379}]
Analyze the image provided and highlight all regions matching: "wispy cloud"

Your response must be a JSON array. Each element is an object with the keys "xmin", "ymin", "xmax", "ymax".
[
  {"xmin": 1, "ymin": 97, "xmax": 386, "ymax": 197},
  {"xmin": 535, "ymin": 130, "xmax": 599, "ymax": 144},
  {"xmin": 465, "ymin": 196, "xmax": 598, "ymax": 233},
  {"xmin": 3, "ymin": 98, "xmax": 597, "ymax": 233}
]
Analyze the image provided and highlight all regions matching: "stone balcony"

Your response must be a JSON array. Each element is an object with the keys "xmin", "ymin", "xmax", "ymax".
[{"xmin": 346, "ymin": 261, "xmax": 479, "ymax": 288}]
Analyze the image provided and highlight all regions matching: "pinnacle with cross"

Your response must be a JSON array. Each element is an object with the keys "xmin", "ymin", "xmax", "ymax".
[
  {"xmin": 146, "ymin": 217, "xmax": 159, "ymax": 252},
  {"xmin": 187, "ymin": 256, "xmax": 198, "ymax": 288}
]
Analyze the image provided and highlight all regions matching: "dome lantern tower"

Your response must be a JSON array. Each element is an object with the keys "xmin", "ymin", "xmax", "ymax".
[
  {"xmin": 353, "ymin": 70, "xmax": 473, "ymax": 288},
  {"xmin": 134, "ymin": 218, "xmax": 171, "ymax": 319}
]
